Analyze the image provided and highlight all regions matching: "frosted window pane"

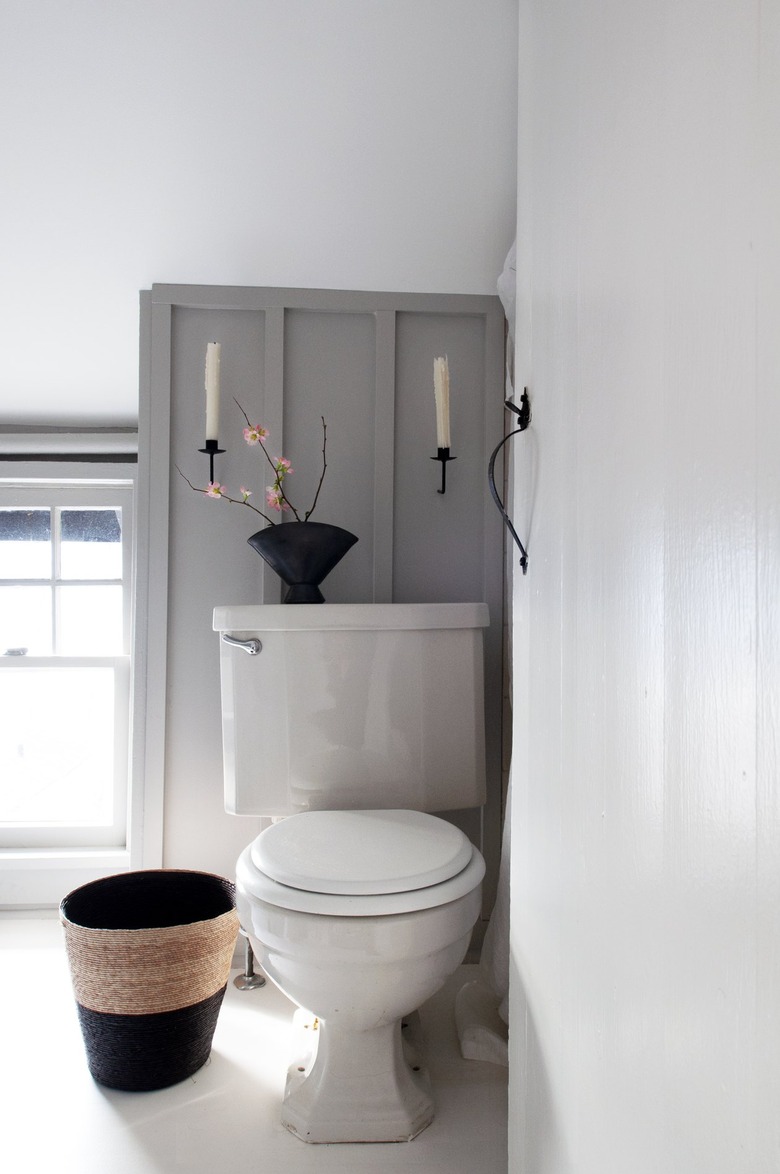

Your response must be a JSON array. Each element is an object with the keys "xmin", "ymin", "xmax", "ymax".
[
  {"xmin": 0, "ymin": 667, "xmax": 115, "ymax": 824},
  {"xmin": 0, "ymin": 586, "xmax": 52, "ymax": 654},
  {"xmin": 60, "ymin": 509, "xmax": 122, "ymax": 579},
  {"xmin": 58, "ymin": 585, "xmax": 123, "ymax": 654},
  {"xmin": 0, "ymin": 509, "xmax": 51, "ymax": 578}
]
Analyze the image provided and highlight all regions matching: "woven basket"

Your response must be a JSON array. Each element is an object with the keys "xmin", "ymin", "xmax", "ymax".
[{"xmin": 60, "ymin": 869, "xmax": 239, "ymax": 1092}]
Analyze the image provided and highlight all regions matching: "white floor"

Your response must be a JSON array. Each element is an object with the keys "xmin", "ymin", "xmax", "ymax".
[{"xmin": 0, "ymin": 918, "xmax": 507, "ymax": 1173}]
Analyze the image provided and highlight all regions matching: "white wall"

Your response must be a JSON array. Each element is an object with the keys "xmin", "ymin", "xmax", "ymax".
[
  {"xmin": 509, "ymin": 1, "xmax": 780, "ymax": 1170},
  {"xmin": 0, "ymin": 0, "xmax": 517, "ymax": 426}
]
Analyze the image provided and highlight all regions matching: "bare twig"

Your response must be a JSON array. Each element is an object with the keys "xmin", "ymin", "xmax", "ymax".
[{"xmin": 304, "ymin": 417, "xmax": 328, "ymax": 521}]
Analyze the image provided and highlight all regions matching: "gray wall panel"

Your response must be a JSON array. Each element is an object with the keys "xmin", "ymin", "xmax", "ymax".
[{"xmin": 146, "ymin": 283, "xmax": 506, "ymax": 912}]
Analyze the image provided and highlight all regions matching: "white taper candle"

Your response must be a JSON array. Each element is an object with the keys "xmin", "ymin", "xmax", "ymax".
[
  {"xmin": 433, "ymin": 355, "xmax": 451, "ymax": 449},
  {"xmin": 205, "ymin": 342, "xmax": 221, "ymax": 441}
]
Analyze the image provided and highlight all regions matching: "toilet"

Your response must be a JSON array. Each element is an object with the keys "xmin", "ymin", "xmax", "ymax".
[{"xmin": 213, "ymin": 602, "xmax": 489, "ymax": 1144}]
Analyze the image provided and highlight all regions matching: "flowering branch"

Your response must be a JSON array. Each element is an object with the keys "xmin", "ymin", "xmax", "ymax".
[
  {"xmin": 176, "ymin": 466, "xmax": 279, "ymax": 526},
  {"xmin": 234, "ymin": 399, "xmax": 301, "ymax": 519},
  {"xmin": 178, "ymin": 401, "xmax": 329, "ymax": 527}
]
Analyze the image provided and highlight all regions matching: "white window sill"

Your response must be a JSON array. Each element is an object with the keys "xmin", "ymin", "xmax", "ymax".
[{"xmin": 0, "ymin": 849, "xmax": 131, "ymax": 909}]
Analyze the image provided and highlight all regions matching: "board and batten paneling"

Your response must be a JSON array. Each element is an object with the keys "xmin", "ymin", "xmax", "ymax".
[{"xmin": 141, "ymin": 283, "xmax": 506, "ymax": 912}]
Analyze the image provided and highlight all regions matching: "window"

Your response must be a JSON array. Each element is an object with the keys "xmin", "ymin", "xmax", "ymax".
[
  {"xmin": 0, "ymin": 481, "xmax": 133, "ymax": 852},
  {"xmin": 0, "ymin": 454, "xmax": 153, "ymax": 908}
]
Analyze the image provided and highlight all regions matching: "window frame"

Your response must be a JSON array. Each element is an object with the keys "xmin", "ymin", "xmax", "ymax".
[
  {"xmin": 0, "ymin": 479, "xmax": 133, "ymax": 850},
  {"xmin": 0, "ymin": 451, "xmax": 162, "ymax": 908}
]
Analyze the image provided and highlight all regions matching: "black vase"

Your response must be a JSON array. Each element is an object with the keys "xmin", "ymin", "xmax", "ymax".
[{"xmin": 247, "ymin": 521, "xmax": 358, "ymax": 603}]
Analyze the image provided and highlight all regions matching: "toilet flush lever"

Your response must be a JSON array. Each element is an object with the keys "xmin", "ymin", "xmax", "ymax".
[{"xmin": 222, "ymin": 634, "xmax": 262, "ymax": 655}]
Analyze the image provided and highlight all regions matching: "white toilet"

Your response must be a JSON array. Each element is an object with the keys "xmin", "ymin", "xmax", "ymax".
[{"xmin": 213, "ymin": 602, "xmax": 489, "ymax": 1144}]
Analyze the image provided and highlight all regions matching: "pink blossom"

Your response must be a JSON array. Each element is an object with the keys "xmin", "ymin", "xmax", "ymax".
[
  {"xmin": 239, "ymin": 486, "xmax": 252, "ymax": 500},
  {"xmin": 265, "ymin": 487, "xmax": 290, "ymax": 511},
  {"xmin": 243, "ymin": 424, "xmax": 268, "ymax": 445},
  {"xmin": 206, "ymin": 482, "xmax": 225, "ymax": 498},
  {"xmin": 275, "ymin": 457, "xmax": 293, "ymax": 474}
]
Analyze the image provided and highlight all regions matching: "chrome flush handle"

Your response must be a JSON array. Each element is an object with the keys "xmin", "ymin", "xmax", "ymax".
[{"xmin": 221, "ymin": 634, "xmax": 262, "ymax": 655}]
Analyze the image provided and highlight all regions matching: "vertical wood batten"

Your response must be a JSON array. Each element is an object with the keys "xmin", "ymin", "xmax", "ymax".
[
  {"xmin": 373, "ymin": 310, "xmax": 396, "ymax": 603},
  {"xmin": 481, "ymin": 304, "xmax": 510, "ymax": 891},
  {"xmin": 137, "ymin": 292, "xmax": 173, "ymax": 868},
  {"xmin": 262, "ymin": 306, "xmax": 285, "ymax": 603},
  {"xmin": 756, "ymin": 3, "xmax": 780, "ymax": 1154}
]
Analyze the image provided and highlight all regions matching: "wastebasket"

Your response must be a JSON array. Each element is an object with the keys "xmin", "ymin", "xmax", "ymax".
[{"xmin": 60, "ymin": 869, "xmax": 239, "ymax": 1091}]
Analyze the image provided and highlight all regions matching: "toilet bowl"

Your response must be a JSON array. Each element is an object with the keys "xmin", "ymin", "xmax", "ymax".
[
  {"xmin": 236, "ymin": 808, "xmax": 485, "ymax": 1143},
  {"xmin": 213, "ymin": 603, "xmax": 491, "ymax": 1143}
]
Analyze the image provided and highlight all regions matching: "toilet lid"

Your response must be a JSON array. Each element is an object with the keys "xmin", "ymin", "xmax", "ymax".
[{"xmin": 250, "ymin": 809, "xmax": 474, "ymax": 896}]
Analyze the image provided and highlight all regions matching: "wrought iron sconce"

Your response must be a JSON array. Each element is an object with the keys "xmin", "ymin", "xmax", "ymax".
[
  {"xmin": 431, "ymin": 446, "xmax": 456, "ymax": 494},
  {"xmin": 488, "ymin": 389, "xmax": 531, "ymax": 574},
  {"xmin": 199, "ymin": 438, "xmax": 225, "ymax": 484}
]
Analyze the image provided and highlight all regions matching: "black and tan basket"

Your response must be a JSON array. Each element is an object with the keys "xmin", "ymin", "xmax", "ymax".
[{"xmin": 60, "ymin": 870, "xmax": 239, "ymax": 1092}]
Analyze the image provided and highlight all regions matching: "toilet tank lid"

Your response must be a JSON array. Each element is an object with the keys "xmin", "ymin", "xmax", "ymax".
[
  {"xmin": 251, "ymin": 809, "xmax": 475, "ymax": 896},
  {"xmin": 213, "ymin": 602, "xmax": 489, "ymax": 632}
]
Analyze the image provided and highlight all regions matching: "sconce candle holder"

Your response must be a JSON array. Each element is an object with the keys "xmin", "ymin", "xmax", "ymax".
[
  {"xmin": 431, "ymin": 447, "xmax": 456, "ymax": 494},
  {"xmin": 199, "ymin": 438, "xmax": 225, "ymax": 484}
]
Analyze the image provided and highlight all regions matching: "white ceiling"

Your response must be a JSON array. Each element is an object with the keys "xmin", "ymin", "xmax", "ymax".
[{"xmin": 0, "ymin": 1, "xmax": 518, "ymax": 429}]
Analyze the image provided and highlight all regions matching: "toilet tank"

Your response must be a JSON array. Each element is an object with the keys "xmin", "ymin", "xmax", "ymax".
[{"xmin": 213, "ymin": 603, "xmax": 489, "ymax": 817}]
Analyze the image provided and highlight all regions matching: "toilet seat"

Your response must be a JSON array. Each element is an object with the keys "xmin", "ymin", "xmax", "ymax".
[
  {"xmin": 238, "ymin": 809, "xmax": 485, "ymax": 917},
  {"xmin": 253, "ymin": 809, "xmax": 473, "ymax": 894}
]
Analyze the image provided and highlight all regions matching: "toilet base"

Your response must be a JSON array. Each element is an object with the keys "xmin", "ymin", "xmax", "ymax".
[{"xmin": 282, "ymin": 1009, "xmax": 434, "ymax": 1144}]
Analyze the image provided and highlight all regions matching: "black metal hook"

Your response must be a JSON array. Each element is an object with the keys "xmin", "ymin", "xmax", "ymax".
[{"xmin": 487, "ymin": 389, "xmax": 531, "ymax": 574}]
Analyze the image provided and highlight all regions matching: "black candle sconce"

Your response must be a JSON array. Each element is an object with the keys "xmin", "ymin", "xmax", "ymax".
[
  {"xmin": 199, "ymin": 438, "xmax": 225, "ymax": 484},
  {"xmin": 431, "ymin": 447, "xmax": 456, "ymax": 494}
]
